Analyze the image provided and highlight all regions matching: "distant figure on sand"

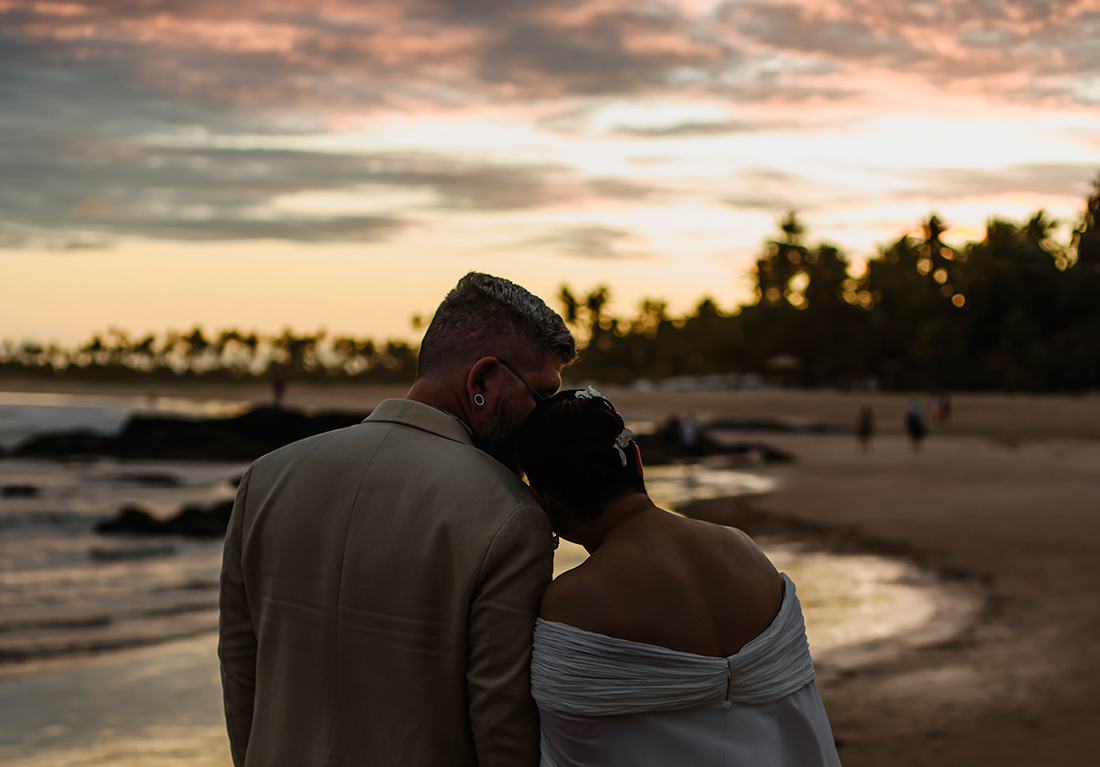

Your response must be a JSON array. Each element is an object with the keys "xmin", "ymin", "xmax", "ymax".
[
  {"xmin": 269, "ymin": 372, "xmax": 287, "ymax": 409},
  {"xmin": 932, "ymin": 393, "xmax": 952, "ymax": 423},
  {"xmin": 219, "ymin": 273, "xmax": 575, "ymax": 766},
  {"xmin": 678, "ymin": 416, "xmax": 700, "ymax": 454},
  {"xmin": 857, "ymin": 405, "xmax": 874, "ymax": 453},
  {"xmin": 905, "ymin": 399, "xmax": 928, "ymax": 451}
]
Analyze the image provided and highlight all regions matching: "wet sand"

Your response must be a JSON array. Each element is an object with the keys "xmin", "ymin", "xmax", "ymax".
[
  {"xmin": 2, "ymin": 377, "xmax": 1099, "ymax": 765},
  {"xmin": 682, "ymin": 432, "xmax": 1100, "ymax": 767},
  {"xmin": 0, "ymin": 635, "xmax": 230, "ymax": 767}
]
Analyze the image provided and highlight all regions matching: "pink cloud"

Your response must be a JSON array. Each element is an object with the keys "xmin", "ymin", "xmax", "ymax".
[
  {"xmin": 2, "ymin": 0, "xmax": 1095, "ymax": 115},
  {"xmin": 1, "ymin": 0, "xmax": 1095, "ymax": 252}
]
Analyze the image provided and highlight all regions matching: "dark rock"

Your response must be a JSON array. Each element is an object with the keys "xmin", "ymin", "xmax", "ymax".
[
  {"xmin": 164, "ymin": 500, "xmax": 234, "ymax": 538},
  {"xmin": 95, "ymin": 505, "xmax": 170, "ymax": 535},
  {"xmin": 14, "ymin": 406, "xmax": 370, "ymax": 461},
  {"xmin": 634, "ymin": 417, "xmax": 723, "ymax": 463},
  {"xmin": 111, "ymin": 407, "xmax": 369, "ymax": 460},
  {"xmin": 1, "ymin": 484, "xmax": 40, "ymax": 498},
  {"xmin": 95, "ymin": 499, "xmax": 234, "ymax": 538},
  {"xmin": 634, "ymin": 417, "xmax": 794, "ymax": 464},
  {"xmin": 14, "ymin": 430, "xmax": 115, "ymax": 457}
]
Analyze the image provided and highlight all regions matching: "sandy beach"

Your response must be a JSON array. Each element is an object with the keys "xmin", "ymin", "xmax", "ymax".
[
  {"xmin": 2, "ymin": 377, "xmax": 1098, "ymax": 765},
  {"xmin": 686, "ymin": 432, "xmax": 1100, "ymax": 767},
  {"xmin": 617, "ymin": 386, "xmax": 1100, "ymax": 766}
]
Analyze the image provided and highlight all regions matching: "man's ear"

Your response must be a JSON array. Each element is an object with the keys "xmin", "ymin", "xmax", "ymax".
[{"xmin": 466, "ymin": 357, "xmax": 499, "ymax": 406}]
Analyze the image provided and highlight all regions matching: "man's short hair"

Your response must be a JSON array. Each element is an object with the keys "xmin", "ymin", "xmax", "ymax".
[{"xmin": 418, "ymin": 272, "xmax": 576, "ymax": 378}]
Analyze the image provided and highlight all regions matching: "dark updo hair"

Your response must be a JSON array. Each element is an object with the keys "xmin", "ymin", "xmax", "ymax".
[{"xmin": 518, "ymin": 389, "xmax": 646, "ymax": 521}]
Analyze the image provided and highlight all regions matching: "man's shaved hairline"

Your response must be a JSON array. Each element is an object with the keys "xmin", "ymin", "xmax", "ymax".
[
  {"xmin": 417, "ymin": 272, "xmax": 575, "ymax": 380},
  {"xmin": 419, "ymin": 327, "xmax": 549, "ymax": 379}
]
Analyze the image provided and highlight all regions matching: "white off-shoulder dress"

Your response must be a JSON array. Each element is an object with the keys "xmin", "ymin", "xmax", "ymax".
[{"xmin": 530, "ymin": 574, "xmax": 841, "ymax": 767}]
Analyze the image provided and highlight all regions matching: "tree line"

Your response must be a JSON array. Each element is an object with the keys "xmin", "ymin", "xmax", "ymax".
[
  {"xmin": 566, "ymin": 178, "xmax": 1100, "ymax": 391},
  {"xmin": 0, "ymin": 327, "xmax": 418, "ymax": 384},
  {"xmin": 3, "ymin": 177, "xmax": 1098, "ymax": 391}
]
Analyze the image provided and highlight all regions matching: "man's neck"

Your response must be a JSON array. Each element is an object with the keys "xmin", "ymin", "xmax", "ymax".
[
  {"xmin": 407, "ymin": 377, "xmax": 455, "ymax": 410},
  {"xmin": 406, "ymin": 377, "xmax": 473, "ymax": 430}
]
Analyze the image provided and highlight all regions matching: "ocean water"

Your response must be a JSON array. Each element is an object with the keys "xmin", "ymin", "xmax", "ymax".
[
  {"xmin": 0, "ymin": 393, "xmax": 249, "ymax": 663},
  {"xmin": 0, "ymin": 391, "xmax": 975, "ymax": 766},
  {"xmin": 0, "ymin": 392, "xmax": 248, "ymax": 451},
  {"xmin": 0, "ymin": 458, "xmax": 247, "ymax": 662}
]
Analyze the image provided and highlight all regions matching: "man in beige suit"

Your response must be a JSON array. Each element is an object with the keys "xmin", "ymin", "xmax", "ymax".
[{"xmin": 219, "ymin": 273, "xmax": 576, "ymax": 766}]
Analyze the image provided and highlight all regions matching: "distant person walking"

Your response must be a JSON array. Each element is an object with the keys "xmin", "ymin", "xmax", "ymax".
[
  {"xmin": 678, "ymin": 416, "xmax": 700, "ymax": 455},
  {"xmin": 905, "ymin": 399, "xmax": 928, "ymax": 452},
  {"xmin": 269, "ymin": 371, "xmax": 287, "ymax": 409},
  {"xmin": 856, "ymin": 405, "xmax": 874, "ymax": 453}
]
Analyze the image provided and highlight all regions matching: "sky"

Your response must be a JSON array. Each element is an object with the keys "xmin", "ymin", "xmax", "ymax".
[{"xmin": 2, "ymin": 0, "xmax": 1099, "ymax": 347}]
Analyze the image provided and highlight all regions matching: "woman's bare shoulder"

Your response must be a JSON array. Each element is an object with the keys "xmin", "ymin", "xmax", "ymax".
[{"xmin": 539, "ymin": 557, "xmax": 629, "ymax": 634}]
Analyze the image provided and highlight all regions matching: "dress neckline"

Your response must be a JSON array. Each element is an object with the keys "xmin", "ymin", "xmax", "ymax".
[{"xmin": 535, "ymin": 573, "xmax": 796, "ymax": 661}]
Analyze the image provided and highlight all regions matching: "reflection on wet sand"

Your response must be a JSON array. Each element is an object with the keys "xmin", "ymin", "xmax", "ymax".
[{"xmin": 0, "ymin": 635, "xmax": 230, "ymax": 767}]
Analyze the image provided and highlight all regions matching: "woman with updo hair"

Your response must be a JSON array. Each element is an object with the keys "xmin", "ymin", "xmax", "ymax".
[{"xmin": 518, "ymin": 388, "xmax": 841, "ymax": 767}]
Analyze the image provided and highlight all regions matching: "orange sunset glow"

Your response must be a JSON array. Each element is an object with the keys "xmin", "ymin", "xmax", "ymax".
[{"xmin": 1, "ymin": 0, "xmax": 1098, "ymax": 345}]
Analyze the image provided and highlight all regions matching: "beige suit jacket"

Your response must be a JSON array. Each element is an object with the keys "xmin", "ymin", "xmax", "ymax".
[{"xmin": 219, "ymin": 399, "xmax": 554, "ymax": 767}]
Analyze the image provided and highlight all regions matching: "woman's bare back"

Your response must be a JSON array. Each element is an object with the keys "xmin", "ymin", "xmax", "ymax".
[{"xmin": 540, "ymin": 509, "xmax": 785, "ymax": 658}]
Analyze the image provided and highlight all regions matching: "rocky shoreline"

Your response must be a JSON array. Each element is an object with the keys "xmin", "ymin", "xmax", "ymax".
[
  {"xmin": 5, "ymin": 406, "xmax": 798, "ymax": 541},
  {"xmin": 7, "ymin": 407, "xmax": 370, "ymax": 462}
]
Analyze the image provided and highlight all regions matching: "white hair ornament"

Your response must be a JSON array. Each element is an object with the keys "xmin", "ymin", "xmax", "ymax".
[{"xmin": 575, "ymin": 386, "xmax": 635, "ymax": 466}]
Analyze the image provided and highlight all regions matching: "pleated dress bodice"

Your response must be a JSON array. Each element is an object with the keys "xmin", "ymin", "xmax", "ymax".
[{"xmin": 531, "ymin": 574, "xmax": 842, "ymax": 767}]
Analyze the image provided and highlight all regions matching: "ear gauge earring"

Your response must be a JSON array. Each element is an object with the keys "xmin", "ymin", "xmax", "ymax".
[{"xmin": 473, "ymin": 393, "xmax": 485, "ymax": 407}]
